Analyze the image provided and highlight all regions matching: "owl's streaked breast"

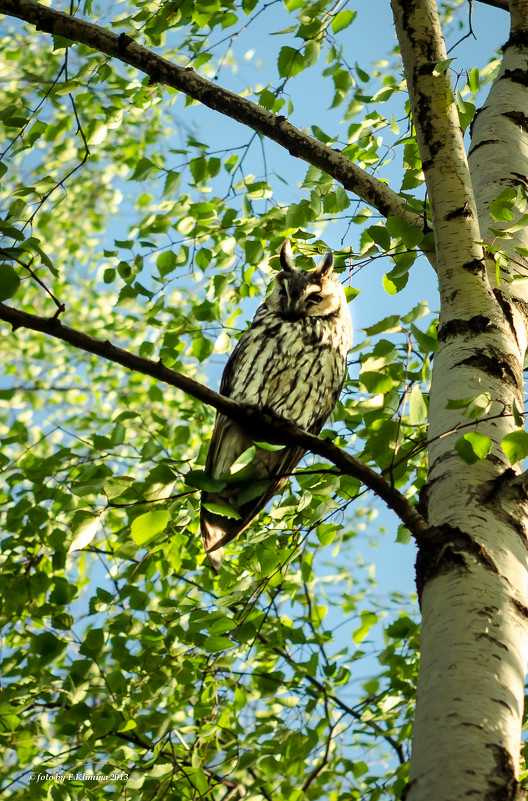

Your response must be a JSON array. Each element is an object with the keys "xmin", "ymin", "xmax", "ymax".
[{"xmin": 226, "ymin": 307, "xmax": 352, "ymax": 429}]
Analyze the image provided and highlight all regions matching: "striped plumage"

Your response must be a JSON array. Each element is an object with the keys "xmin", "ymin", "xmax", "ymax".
[{"xmin": 200, "ymin": 240, "xmax": 353, "ymax": 569}]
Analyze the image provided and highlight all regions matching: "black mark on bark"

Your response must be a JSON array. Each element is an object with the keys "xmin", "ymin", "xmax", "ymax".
[
  {"xmin": 462, "ymin": 258, "xmax": 486, "ymax": 274},
  {"xmin": 415, "ymin": 524, "xmax": 499, "ymax": 599},
  {"xmin": 492, "ymin": 288, "xmax": 518, "ymax": 347},
  {"xmin": 457, "ymin": 350, "xmax": 520, "ymax": 389},
  {"xmin": 438, "ymin": 315, "xmax": 493, "ymax": 342},
  {"xmin": 501, "ymin": 68, "xmax": 528, "ymax": 88},
  {"xmin": 503, "ymin": 110, "xmax": 528, "ymax": 135},
  {"xmin": 446, "ymin": 203, "xmax": 473, "ymax": 221},
  {"xmin": 503, "ymin": 31, "xmax": 528, "ymax": 51},
  {"xmin": 468, "ymin": 139, "xmax": 500, "ymax": 157},
  {"xmin": 484, "ymin": 743, "xmax": 525, "ymax": 801}
]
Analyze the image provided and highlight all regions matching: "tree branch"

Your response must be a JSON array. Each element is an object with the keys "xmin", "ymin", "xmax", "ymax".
[
  {"xmin": 0, "ymin": 301, "xmax": 429, "ymax": 542},
  {"xmin": 477, "ymin": 0, "xmax": 509, "ymax": 9},
  {"xmin": 0, "ymin": 0, "xmax": 425, "ymax": 233}
]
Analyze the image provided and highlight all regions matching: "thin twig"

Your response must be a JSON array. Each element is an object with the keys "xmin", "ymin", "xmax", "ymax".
[{"xmin": 0, "ymin": 247, "xmax": 65, "ymax": 314}]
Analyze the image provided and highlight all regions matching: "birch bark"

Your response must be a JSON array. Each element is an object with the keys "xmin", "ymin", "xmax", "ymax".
[{"xmin": 391, "ymin": 1, "xmax": 528, "ymax": 798}]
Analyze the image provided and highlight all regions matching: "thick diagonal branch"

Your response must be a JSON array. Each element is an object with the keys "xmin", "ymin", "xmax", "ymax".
[
  {"xmin": 0, "ymin": 0, "xmax": 425, "ymax": 232},
  {"xmin": 0, "ymin": 301, "xmax": 429, "ymax": 542},
  {"xmin": 478, "ymin": 0, "xmax": 509, "ymax": 9}
]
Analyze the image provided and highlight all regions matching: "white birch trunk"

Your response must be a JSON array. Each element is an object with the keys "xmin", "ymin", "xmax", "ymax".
[{"xmin": 391, "ymin": 1, "xmax": 528, "ymax": 798}]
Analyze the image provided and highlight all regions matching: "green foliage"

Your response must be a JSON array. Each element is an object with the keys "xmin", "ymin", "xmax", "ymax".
[
  {"xmin": 502, "ymin": 431, "xmax": 528, "ymax": 465},
  {"xmin": 0, "ymin": 264, "xmax": 20, "ymax": 300},
  {"xmin": 0, "ymin": 0, "xmax": 495, "ymax": 798},
  {"xmin": 455, "ymin": 432, "xmax": 493, "ymax": 464}
]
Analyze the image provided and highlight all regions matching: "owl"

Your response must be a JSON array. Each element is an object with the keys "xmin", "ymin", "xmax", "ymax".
[{"xmin": 200, "ymin": 240, "xmax": 353, "ymax": 569}]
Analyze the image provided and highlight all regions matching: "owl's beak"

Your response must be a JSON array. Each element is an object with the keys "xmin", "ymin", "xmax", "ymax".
[
  {"xmin": 281, "ymin": 309, "xmax": 302, "ymax": 322},
  {"xmin": 280, "ymin": 297, "xmax": 303, "ymax": 321}
]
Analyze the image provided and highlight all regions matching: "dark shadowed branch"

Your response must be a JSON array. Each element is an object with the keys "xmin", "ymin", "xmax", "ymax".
[
  {"xmin": 477, "ymin": 0, "xmax": 509, "ymax": 9},
  {"xmin": 0, "ymin": 300, "xmax": 429, "ymax": 542}
]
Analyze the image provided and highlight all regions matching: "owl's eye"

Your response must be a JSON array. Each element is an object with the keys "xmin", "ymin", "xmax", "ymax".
[{"xmin": 307, "ymin": 293, "xmax": 323, "ymax": 305}]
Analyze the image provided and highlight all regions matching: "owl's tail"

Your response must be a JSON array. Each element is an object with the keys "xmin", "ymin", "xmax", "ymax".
[{"xmin": 200, "ymin": 506, "xmax": 242, "ymax": 571}]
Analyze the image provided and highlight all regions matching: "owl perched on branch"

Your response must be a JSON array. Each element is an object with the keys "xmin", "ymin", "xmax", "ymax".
[{"xmin": 200, "ymin": 240, "xmax": 353, "ymax": 569}]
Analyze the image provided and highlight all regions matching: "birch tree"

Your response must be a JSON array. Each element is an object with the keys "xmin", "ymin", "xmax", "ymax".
[{"xmin": 0, "ymin": 1, "xmax": 526, "ymax": 800}]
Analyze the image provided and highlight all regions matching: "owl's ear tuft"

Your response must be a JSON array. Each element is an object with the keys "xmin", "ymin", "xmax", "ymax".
[
  {"xmin": 314, "ymin": 249, "xmax": 334, "ymax": 279},
  {"xmin": 280, "ymin": 239, "xmax": 296, "ymax": 272}
]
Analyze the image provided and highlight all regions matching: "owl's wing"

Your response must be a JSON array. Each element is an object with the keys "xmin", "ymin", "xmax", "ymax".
[
  {"xmin": 201, "ymin": 405, "xmax": 330, "ymax": 569},
  {"xmin": 200, "ymin": 340, "xmax": 254, "ymax": 568},
  {"xmin": 200, "ymin": 310, "xmax": 343, "ymax": 568},
  {"xmin": 200, "ymin": 430, "xmax": 307, "ymax": 569}
]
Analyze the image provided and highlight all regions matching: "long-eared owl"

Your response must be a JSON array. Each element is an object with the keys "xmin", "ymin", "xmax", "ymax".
[{"xmin": 200, "ymin": 240, "xmax": 353, "ymax": 569}]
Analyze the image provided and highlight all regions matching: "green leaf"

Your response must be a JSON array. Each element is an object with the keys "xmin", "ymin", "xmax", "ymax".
[
  {"xmin": 31, "ymin": 632, "xmax": 67, "ymax": 664},
  {"xmin": 316, "ymin": 523, "xmax": 339, "ymax": 546},
  {"xmin": 408, "ymin": 385, "xmax": 428, "ymax": 425},
  {"xmin": 353, "ymin": 610, "xmax": 378, "ymax": 644},
  {"xmin": 104, "ymin": 475, "xmax": 135, "ymax": 499},
  {"xmin": 386, "ymin": 216, "xmax": 423, "ymax": 248},
  {"xmin": 192, "ymin": 335, "xmax": 214, "ymax": 361},
  {"xmin": 68, "ymin": 512, "xmax": 101, "ymax": 554},
  {"xmin": 278, "ymin": 46, "xmax": 304, "ymax": 78},
  {"xmin": 433, "ymin": 58, "xmax": 455, "ymax": 76},
  {"xmin": 52, "ymin": 34, "xmax": 73, "ymax": 50},
  {"xmin": 157, "ymin": 250, "xmax": 178, "ymax": 276},
  {"xmin": 410, "ymin": 322, "xmax": 438, "ymax": 353},
  {"xmin": 383, "ymin": 267, "xmax": 409, "ymax": 295},
  {"xmin": 237, "ymin": 479, "xmax": 272, "ymax": 505},
  {"xmin": 303, "ymin": 40, "xmax": 320, "ymax": 68},
  {"xmin": 79, "ymin": 628, "xmax": 105, "ymax": 658},
  {"xmin": 0, "ymin": 264, "xmax": 20, "ymax": 301},
  {"xmin": 455, "ymin": 432, "xmax": 492, "ymax": 464},
  {"xmin": 185, "ymin": 470, "xmax": 226, "ymax": 492},
  {"xmin": 502, "ymin": 430, "xmax": 528, "ymax": 465},
  {"xmin": 396, "ymin": 525, "xmax": 412, "ymax": 544},
  {"xmin": 363, "ymin": 315, "xmax": 400, "ymax": 335},
  {"xmin": 359, "ymin": 371, "xmax": 392, "ymax": 394},
  {"xmin": 512, "ymin": 401, "xmax": 524, "ymax": 427},
  {"xmin": 468, "ymin": 66, "xmax": 480, "ymax": 93},
  {"xmin": 204, "ymin": 635, "xmax": 234, "ymax": 652},
  {"xmin": 344, "ymin": 286, "xmax": 360, "ymax": 302},
  {"xmin": 446, "ymin": 393, "xmax": 492, "ymax": 418},
  {"xmin": 331, "ymin": 9, "xmax": 357, "ymax": 33},
  {"xmin": 163, "ymin": 170, "xmax": 181, "ymax": 196},
  {"xmin": 489, "ymin": 189, "xmax": 516, "ymax": 222},
  {"xmin": 367, "ymin": 225, "xmax": 391, "ymax": 250},
  {"xmin": 202, "ymin": 500, "xmax": 241, "ymax": 519},
  {"xmin": 229, "ymin": 446, "xmax": 256, "ymax": 474},
  {"xmin": 401, "ymin": 301, "xmax": 429, "ymax": 323},
  {"xmin": 254, "ymin": 441, "xmax": 286, "ymax": 451},
  {"xmin": 0, "ymin": 705, "xmax": 21, "ymax": 733},
  {"xmin": 131, "ymin": 510, "xmax": 170, "ymax": 546},
  {"xmin": 456, "ymin": 93, "xmax": 476, "ymax": 132}
]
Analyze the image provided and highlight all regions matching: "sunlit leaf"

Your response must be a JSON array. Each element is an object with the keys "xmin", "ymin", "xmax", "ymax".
[
  {"xmin": 331, "ymin": 9, "xmax": 357, "ymax": 33},
  {"xmin": 502, "ymin": 430, "xmax": 528, "ymax": 465},
  {"xmin": 131, "ymin": 510, "xmax": 170, "ymax": 546},
  {"xmin": 455, "ymin": 432, "xmax": 492, "ymax": 464},
  {"xmin": 68, "ymin": 513, "xmax": 101, "ymax": 553}
]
